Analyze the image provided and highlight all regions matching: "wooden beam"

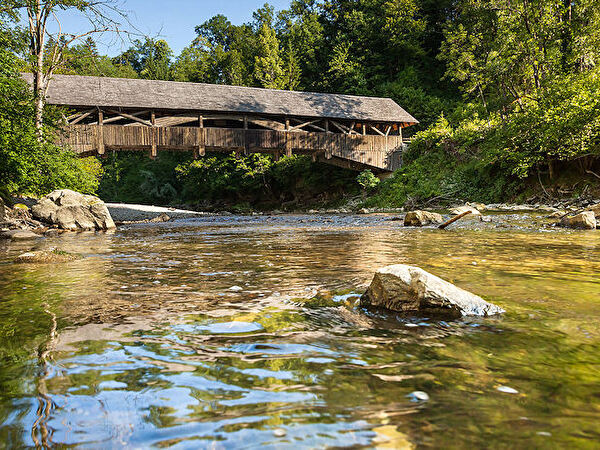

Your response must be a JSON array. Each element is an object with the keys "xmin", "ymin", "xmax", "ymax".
[
  {"xmin": 348, "ymin": 121, "xmax": 356, "ymax": 135},
  {"xmin": 67, "ymin": 108, "xmax": 95, "ymax": 123},
  {"xmin": 97, "ymin": 109, "xmax": 104, "ymax": 156},
  {"xmin": 369, "ymin": 124, "xmax": 385, "ymax": 136},
  {"xmin": 306, "ymin": 122, "xmax": 327, "ymax": 132},
  {"xmin": 151, "ymin": 111, "xmax": 157, "ymax": 158},
  {"xmin": 107, "ymin": 109, "xmax": 153, "ymax": 127},
  {"xmin": 197, "ymin": 114, "xmax": 205, "ymax": 158},
  {"xmin": 362, "ymin": 123, "xmax": 366, "ymax": 136},
  {"xmin": 289, "ymin": 120, "xmax": 319, "ymax": 131},
  {"xmin": 70, "ymin": 109, "xmax": 96, "ymax": 125},
  {"xmin": 330, "ymin": 120, "xmax": 360, "ymax": 135},
  {"xmin": 285, "ymin": 133, "xmax": 292, "ymax": 157},
  {"xmin": 385, "ymin": 125, "xmax": 392, "ymax": 136},
  {"xmin": 90, "ymin": 110, "xmax": 149, "ymax": 125}
]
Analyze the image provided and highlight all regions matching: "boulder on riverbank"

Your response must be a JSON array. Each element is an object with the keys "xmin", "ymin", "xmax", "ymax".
[
  {"xmin": 32, "ymin": 189, "xmax": 115, "ymax": 231},
  {"xmin": 360, "ymin": 264, "xmax": 505, "ymax": 317},
  {"xmin": 558, "ymin": 211, "xmax": 597, "ymax": 230},
  {"xmin": 404, "ymin": 210, "xmax": 444, "ymax": 227}
]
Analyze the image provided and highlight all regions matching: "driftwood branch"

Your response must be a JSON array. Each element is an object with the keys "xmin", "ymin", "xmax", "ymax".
[
  {"xmin": 585, "ymin": 169, "xmax": 600, "ymax": 180},
  {"xmin": 439, "ymin": 211, "xmax": 472, "ymax": 229}
]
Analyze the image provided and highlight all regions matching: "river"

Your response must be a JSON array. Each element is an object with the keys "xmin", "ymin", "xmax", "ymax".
[{"xmin": 1, "ymin": 213, "xmax": 599, "ymax": 448}]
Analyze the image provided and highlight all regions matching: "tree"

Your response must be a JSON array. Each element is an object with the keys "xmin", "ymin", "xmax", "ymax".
[
  {"xmin": 116, "ymin": 38, "xmax": 173, "ymax": 80},
  {"xmin": 253, "ymin": 22, "xmax": 285, "ymax": 89},
  {"xmin": 6, "ymin": 0, "xmax": 129, "ymax": 137}
]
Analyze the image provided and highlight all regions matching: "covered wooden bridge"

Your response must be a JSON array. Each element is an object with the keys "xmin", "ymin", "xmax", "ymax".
[{"xmin": 27, "ymin": 74, "xmax": 418, "ymax": 172}]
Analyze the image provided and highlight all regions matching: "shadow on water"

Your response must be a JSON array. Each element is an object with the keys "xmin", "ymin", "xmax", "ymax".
[{"xmin": 1, "ymin": 213, "xmax": 599, "ymax": 447}]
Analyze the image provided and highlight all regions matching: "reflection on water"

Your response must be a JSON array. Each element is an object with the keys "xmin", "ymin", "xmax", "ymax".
[{"xmin": 1, "ymin": 214, "xmax": 599, "ymax": 448}]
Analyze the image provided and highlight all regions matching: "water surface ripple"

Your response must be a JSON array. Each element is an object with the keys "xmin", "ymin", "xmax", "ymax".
[{"xmin": 1, "ymin": 213, "xmax": 599, "ymax": 448}]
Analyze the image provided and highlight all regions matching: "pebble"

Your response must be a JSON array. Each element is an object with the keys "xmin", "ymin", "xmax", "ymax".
[
  {"xmin": 228, "ymin": 286, "xmax": 243, "ymax": 292},
  {"xmin": 407, "ymin": 391, "xmax": 429, "ymax": 402},
  {"xmin": 496, "ymin": 385, "xmax": 519, "ymax": 394},
  {"xmin": 536, "ymin": 431, "xmax": 552, "ymax": 437},
  {"xmin": 273, "ymin": 428, "xmax": 287, "ymax": 437}
]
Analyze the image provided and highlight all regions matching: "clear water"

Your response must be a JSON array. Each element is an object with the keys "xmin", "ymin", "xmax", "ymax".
[{"xmin": 1, "ymin": 213, "xmax": 599, "ymax": 448}]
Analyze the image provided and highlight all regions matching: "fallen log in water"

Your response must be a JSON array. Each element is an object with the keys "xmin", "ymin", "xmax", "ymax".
[{"xmin": 438, "ymin": 210, "xmax": 472, "ymax": 229}]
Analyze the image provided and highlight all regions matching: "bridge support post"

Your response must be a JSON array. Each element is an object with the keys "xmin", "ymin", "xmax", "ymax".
[
  {"xmin": 195, "ymin": 115, "xmax": 205, "ymax": 159},
  {"xmin": 96, "ymin": 109, "xmax": 105, "ymax": 156},
  {"xmin": 150, "ymin": 111, "xmax": 157, "ymax": 159},
  {"xmin": 284, "ymin": 118, "xmax": 292, "ymax": 157}
]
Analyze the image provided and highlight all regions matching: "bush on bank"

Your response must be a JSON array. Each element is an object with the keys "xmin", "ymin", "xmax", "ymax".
[{"xmin": 0, "ymin": 35, "xmax": 102, "ymax": 197}]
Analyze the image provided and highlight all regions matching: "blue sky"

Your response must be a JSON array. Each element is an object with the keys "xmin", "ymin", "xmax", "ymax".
[{"xmin": 42, "ymin": 0, "xmax": 291, "ymax": 57}]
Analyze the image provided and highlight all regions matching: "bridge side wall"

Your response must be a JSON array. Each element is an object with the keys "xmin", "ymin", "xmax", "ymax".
[{"xmin": 58, "ymin": 125, "xmax": 403, "ymax": 171}]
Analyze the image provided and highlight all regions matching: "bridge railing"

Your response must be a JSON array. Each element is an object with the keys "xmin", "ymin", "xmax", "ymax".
[{"xmin": 58, "ymin": 125, "xmax": 403, "ymax": 171}]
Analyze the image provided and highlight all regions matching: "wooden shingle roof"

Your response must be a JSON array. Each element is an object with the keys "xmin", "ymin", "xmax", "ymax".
[{"xmin": 23, "ymin": 73, "xmax": 418, "ymax": 124}]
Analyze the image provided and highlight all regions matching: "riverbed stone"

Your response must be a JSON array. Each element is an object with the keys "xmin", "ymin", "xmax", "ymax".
[
  {"xmin": 360, "ymin": 264, "xmax": 505, "ymax": 317},
  {"xmin": 559, "ymin": 211, "xmax": 596, "ymax": 230},
  {"xmin": 15, "ymin": 249, "xmax": 78, "ymax": 263},
  {"xmin": 404, "ymin": 210, "xmax": 443, "ymax": 227},
  {"xmin": 32, "ymin": 189, "xmax": 115, "ymax": 231},
  {"xmin": 450, "ymin": 205, "xmax": 481, "ymax": 216},
  {"xmin": 0, "ymin": 229, "xmax": 41, "ymax": 240},
  {"xmin": 467, "ymin": 202, "xmax": 487, "ymax": 212}
]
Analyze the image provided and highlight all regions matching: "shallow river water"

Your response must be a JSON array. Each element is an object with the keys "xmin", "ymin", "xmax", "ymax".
[{"xmin": 1, "ymin": 213, "xmax": 599, "ymax": 448}]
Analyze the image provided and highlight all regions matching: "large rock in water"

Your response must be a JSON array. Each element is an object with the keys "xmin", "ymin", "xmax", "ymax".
[
  {"xmin": 586, "ymin": 203, "xmax": 600, "ymax": 220},
  {"xmin": 559, "ymin": 211, "xmax": 596, "ymax": 230},
  {"xmin": 404, "ymin": 210, "xmax": 443, "ymax": 227},
  {"xmin": 361, "ymin": 264, "xmax": 505, "ymax": 317},
  {"xmin": 32, "ymin": 190, "xmax": 115, "ymax": 231},
  {"xmin": 449, "ymin": 205, "xmax": 481, "ymax": 216}
]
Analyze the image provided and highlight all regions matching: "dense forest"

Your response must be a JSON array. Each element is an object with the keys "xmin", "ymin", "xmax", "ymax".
[{"xmin": 1, "ymin": 0, "xmax": 600, "ymax": 208}]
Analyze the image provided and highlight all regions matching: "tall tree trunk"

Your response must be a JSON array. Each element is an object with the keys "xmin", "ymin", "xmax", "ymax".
[{"xmin": 34, "ymin": 56, "xmax": 45, "ymax": 139}]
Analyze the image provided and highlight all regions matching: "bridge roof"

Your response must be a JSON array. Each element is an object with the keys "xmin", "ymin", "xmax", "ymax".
[{"xmin": 24, "ymin": 74, "xmax": 418, "ymax": 124}]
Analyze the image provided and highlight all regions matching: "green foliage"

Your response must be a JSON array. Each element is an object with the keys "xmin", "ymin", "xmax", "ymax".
[
  {"xmin": 98, "ymin": 152, "xmax": 189, "ymax": 204},
  {"xmin": 6, "ymin": 0, "xmax": 599, "ymax": 206},
  {"xmin": 0, "ymin": 26, "xmax": 102, "ymax": 195},
  {"xmin": 253, "ymin": 22, "xmax": 286, "ymax": 88},
  {"xmin": 116, "ymin": 38, "xmax": 173, "ymax": 80},
  {"xmin": 356, "ymin": 170, "xmax": 379, "ymax": 191}
]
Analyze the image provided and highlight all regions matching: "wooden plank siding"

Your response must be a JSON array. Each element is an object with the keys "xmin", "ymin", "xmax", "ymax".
[{"xmin": 59, "ymin": 125, "xmax": 404, "ymax": 171}]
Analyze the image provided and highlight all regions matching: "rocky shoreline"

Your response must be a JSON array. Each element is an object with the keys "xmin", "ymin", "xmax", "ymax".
[{"xmin": 2, "ymin": 190, "xmax": 600, "ymax": 243}]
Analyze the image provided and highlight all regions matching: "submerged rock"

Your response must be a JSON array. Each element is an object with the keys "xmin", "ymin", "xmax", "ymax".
[
  {"xmin": 0, "ymin": 229, "xmax": 41, "ymax": 241},
  {"xmin": 558, "ymin": 211, "xmax": 596, "ymax": 230},
  {"xmin": 360, "ymin": 264, "xmax": 504, "ymax": 317},
  {"xmin": 32, "ymin": 189, "xmax": 115, "ymax": 231},
  {"xmin": 404, "ymin": 210, "xmax": 443, "ymax": 227},
  {"xmin": 450, "ymin": 205, "xmax": 481, "ymax": 216},
  {"xmin": 149, "ymin": 213, "xmax": 171, "ymax": 223},
  {"xmin": 15, "ymin": 249, "xmax": 78, "ymax": 263}
]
